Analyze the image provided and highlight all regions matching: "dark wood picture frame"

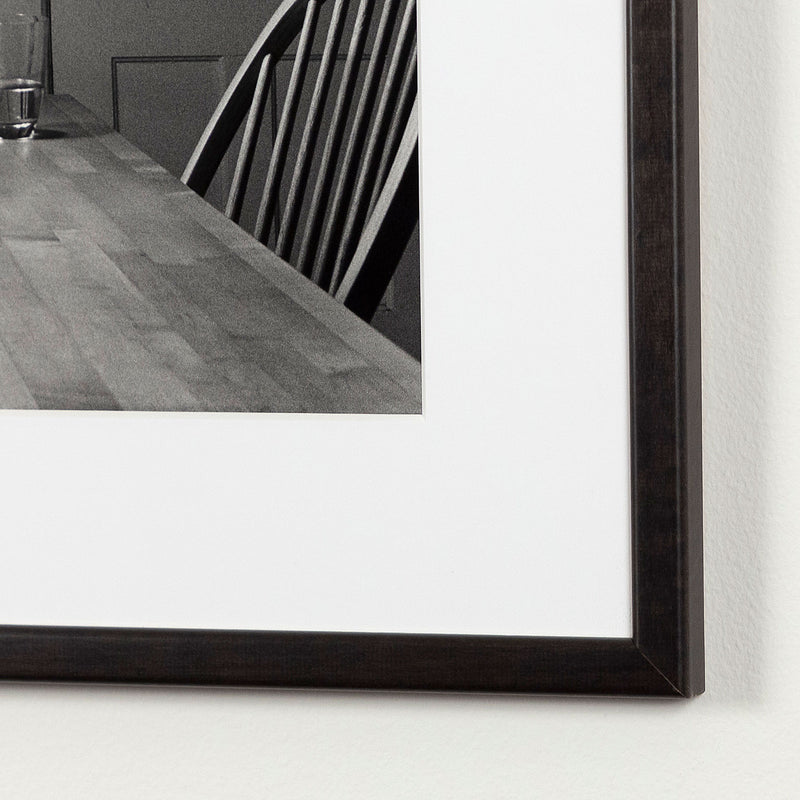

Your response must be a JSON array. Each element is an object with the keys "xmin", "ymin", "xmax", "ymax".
[{"xmin": 0, "ymin": 0, "xmax": 703, "ymax": 697}]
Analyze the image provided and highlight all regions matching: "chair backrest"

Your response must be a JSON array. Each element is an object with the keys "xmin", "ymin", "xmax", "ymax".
[{"xmin": 181, "ymin": 0, "xmax": 419, "ymax": 322}]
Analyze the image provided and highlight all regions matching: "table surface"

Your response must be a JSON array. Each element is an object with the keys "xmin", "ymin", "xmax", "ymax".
[{"xmin": 0, "ymin": 96, "xmax": 422, "ymax": 413}]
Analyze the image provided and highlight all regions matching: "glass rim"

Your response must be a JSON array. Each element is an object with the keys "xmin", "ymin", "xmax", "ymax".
[{"xmin": 0, "ymin": 14, "xmax": 49, "ymax": 25}]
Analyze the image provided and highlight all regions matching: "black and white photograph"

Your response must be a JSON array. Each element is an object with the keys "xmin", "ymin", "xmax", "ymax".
[{"xmin": 0, "ymin": 0, "xmax": 421, "ymax": 414}]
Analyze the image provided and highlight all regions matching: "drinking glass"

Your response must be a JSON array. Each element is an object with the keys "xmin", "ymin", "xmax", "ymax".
[{"xmin": 0, "ymin": 14, "xmax": 49, "ymax": 138}]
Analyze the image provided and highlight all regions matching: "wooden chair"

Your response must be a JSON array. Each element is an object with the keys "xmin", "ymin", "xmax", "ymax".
[{"xmin": 181, "ymin": 0, "xmax": 419, "ymax": 323}]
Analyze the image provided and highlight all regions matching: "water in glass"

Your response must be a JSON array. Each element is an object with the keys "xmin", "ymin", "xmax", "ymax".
[{"xmin": 0, "ymin": 78, "xmax": 43, "ymax": 138}]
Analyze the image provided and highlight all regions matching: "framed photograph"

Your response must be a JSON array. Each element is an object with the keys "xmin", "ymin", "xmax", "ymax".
[{"xmin": 0, "ymin": 0, "xmax": 703, "ymax": 696}]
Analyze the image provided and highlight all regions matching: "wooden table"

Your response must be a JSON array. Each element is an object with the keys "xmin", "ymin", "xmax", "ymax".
[{"xmin": 0, "ymin": 96, "xmax": 421, "ymax": 413}]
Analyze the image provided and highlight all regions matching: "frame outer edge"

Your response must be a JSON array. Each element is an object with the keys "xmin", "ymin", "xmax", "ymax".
[
  {"xmin": 0, "ymin": 628, "xmax": 678, "ymax": 696},
  {"xmin": 676, "ymin": 0, "xmax": 705, "ymax": 697},
  {"xmin": 628, "ymin": 0, "xmax": 704, "ymax": 698}
]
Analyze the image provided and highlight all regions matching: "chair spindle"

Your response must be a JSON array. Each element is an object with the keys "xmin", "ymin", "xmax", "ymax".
[
  {"xmin": 314, "ymin": 0, "xmax": 402, "ymax": 292},
  {"xmin": 331, "ymin": 0, "xmax": 417, "ymax": 288},
  {"xmin": 296, "ymin": 0, "xmax": 377, "ymax": 278},
  {"xmin": 369, "ymin": 39, "xmax": 417, "ymax": 217},
  {"xmin": 254, "ymin": 0, "xmax": 321, "ymax": 243},
  {"xmin": 335, "ymin": 98, "xmax": 419, "ymax": 318},
  {"xmin": 276, "ymin": 0, "xmax": 348, "ymax": 260},
  {"xmin": 225, "ymin": 54, "xmax": 273, "ymax": 223}
]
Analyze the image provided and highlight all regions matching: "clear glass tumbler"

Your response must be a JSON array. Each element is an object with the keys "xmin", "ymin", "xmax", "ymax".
[{"xmin": 0, "ymin": 14, "xmax": 49, "ymax": 138}]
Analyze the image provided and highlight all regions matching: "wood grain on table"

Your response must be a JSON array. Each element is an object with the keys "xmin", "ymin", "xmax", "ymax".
[{"xmin": 0, "ymin": 96, "xmax": 421, "ymax": 413}]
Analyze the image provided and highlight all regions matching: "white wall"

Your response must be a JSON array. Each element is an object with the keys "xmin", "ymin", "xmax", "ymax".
[{"xmin": 1, "ymin": 1, "xmax": 798, "ymax": 796}]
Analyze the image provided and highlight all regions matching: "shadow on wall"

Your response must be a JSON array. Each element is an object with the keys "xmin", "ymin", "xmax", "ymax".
[{"xmin": 699, "ymin": 0, "xmax": 782, "ymax": 703}]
